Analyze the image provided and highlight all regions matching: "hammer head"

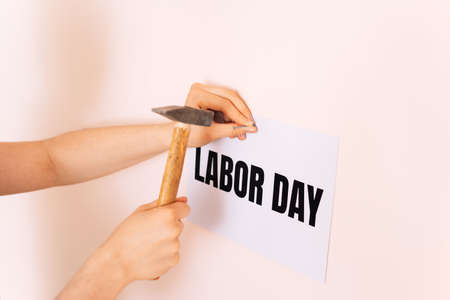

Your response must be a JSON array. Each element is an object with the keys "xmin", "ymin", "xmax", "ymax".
[{"xmin": 152, "ymin": 105, "xmax": 214, "ymax": 127}]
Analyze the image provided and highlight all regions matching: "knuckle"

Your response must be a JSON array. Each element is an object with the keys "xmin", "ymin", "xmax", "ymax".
[
  {"xmin": 167, "ymin": 224, "xmax": 181, "ymax": 238},
  {"xmin": 177, "ymin": 222, "xmax": 184, "ymax": 233},
  {"xmin": 137, "ymin": 203, "xmax": 148, "ymax": 211},
  {"xmin": 229, "ymin": 89, "xmax": 238, "ymax": 97},
  {"xmin": 172, "ymin": 239, "xmax": 181, "ymax": 252},
  {"xmin": 191, "ymin": 82, "xmax": 201, "ymax": 89},
  {"xmin": 170, "ymin": 253, "xmax": 180, "ymax": 266},
  {"xmin": 189, "ymin": 83, "xmax": 202, "ymax": 95},
  {"xmin": 174, "ymin": 224, "xmax": 183, "ymax": 236},
  {"xmin": 187, "ymin": 83, "xmax": 201, "ymax": 105}
]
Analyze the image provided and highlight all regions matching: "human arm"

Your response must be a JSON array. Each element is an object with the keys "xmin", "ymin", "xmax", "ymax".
[
  {"xmin": 56, "ymin": 197, "xmax": 190, "ymax": 300},
  {"xmin": 0, "ymin": 123, "xmax": 173, "ymax": 195},
  {"xmin": 0, "ymin": 83, "xmax": 257, "ymax": 195}
]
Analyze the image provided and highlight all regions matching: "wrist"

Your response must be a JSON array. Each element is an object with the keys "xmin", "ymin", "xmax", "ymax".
[
  {"xmin": 70, "ymin": 246, "xmax": 131, "ymax": 299},
  {"xmin": 160, "ymin": 122, "xmax": 175, "ymax": 151},
  {"xmin": 145, "ymin": 122, "xmax": 174, "ymax": 153},
  {"xmin": 56, "ymin": 245, "xmax": 131, "ymax": 300},
  {"xmin": 89, "ymin": 245, "xmax": 132, "ymax": 293}
]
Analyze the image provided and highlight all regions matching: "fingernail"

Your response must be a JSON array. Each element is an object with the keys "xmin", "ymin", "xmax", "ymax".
[{"xmin": 233, "ymin": 125, "xmax": 257, "ymax": 132}]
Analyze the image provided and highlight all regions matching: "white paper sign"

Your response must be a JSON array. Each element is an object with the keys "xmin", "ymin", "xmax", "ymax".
[{"xmin": 185, "ymin": 117, "xmax": 339, "ymax": 282}]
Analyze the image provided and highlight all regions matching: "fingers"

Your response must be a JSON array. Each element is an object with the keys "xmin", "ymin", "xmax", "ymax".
[
  {"xmin": 193, "ymin": 83, "xmax": 255, "ymax": 123},
  {"xmin": 185, "ymin": 83, "xmax": 258, "ymax": 146},
  {"xmin": 197, "ymin": 92, "xmax": 252, "ymax": 126},
  {"xmin": 209, "ymin": 122, "xmax": 257, "ymax": 140},
  {"xmin": 166, "ymin": 201, "xmax": 191, "ymax": 220},
  {"xmin": 175, "ymin": 196, "xmax": 187, "ymax": 203},
  {"xmin": 188, "ymin": 83, "xmax": 254, "ymax": 127},
  {"xmin": 138, "ymin": 199, "xmax": 159, "ymax": 211},
  {"xmin": 139, "ymin": 196, "xmax": 187, "ymax": 212}
]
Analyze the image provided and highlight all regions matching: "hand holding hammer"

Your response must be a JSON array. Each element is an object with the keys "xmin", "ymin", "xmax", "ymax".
[
  {"xmin": 149, "ymin": 83, "xmax": 256, "ymax": 281},
  {"xmin": 153, "ymin": 83, "xmax": 257, "ymax": 207}
]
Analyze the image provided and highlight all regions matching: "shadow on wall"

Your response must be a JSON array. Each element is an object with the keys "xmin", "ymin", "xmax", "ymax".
[{"xmin": 32, "ymin": 1, "xmax": 118, "ymax": 297}]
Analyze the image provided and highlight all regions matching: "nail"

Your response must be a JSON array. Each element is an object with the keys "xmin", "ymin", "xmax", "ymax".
[
  {"xmin": 246, "ymin": 120, "xmax": 254, "ymax": 126},
  {"xmin": 232, "ymin": 125, "xmax": 257, "ymax": 132}
]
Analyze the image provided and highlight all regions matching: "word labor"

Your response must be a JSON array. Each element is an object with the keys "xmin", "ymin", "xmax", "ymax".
[
  {"xmin": 194, "ymin": 148, "xmax": 265, "ymax": 205},
  {"xmin": 194, "ymin": 148, "xmax": 324, "ymax": 227}
]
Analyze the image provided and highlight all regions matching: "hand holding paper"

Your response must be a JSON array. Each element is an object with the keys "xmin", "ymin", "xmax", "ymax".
[{"xmin": 185, "ymin": 83, "xmax": 258, "ymax": 147}]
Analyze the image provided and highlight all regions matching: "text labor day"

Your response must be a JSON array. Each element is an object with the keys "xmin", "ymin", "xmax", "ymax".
[{"xmin": 194, "ymin": 147, "xmax": 324, "ymax": 227}]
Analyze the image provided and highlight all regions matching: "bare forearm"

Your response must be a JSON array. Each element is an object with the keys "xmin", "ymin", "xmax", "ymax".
[
  {"xmin": 0, "ymin": 141, "xmax": 57, "ymax": 195},
  {"xmin": 45, "ymin": 123, "xmax": 173, "ymax": 186},
  {"xmin": 1, "ymin": 83, "xmax": 256, "ymax": 196},
  {"xmin": 56, "ymin": 247, "xmax": 129, "ymax": 300}
]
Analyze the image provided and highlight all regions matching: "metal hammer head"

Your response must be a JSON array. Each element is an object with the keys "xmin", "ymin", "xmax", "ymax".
[{"xmin": 152, "ymin": 105, "xmax": 214, "ymax": 127}]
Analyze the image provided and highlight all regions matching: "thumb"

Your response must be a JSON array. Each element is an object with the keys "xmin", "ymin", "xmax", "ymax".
[
  {"xmin": 210, "ymin": 122, "xmax": 257, "ymax": 140},
  {"xmin": 138, "ymin": 199, "xmax": 159, "ymax": 211}
]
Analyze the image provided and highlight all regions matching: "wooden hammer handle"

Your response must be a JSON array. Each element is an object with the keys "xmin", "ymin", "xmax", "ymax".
[{"xmin": 157, "ymin": 122, "xmax": 191, "ymax": 206}]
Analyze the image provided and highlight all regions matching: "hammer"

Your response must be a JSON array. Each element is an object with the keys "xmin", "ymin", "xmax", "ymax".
[{"xmin": 152, "ymin": 105, "xmax": 215, "ymax": 206}]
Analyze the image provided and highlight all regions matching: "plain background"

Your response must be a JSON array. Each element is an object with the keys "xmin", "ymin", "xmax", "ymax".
[{"xmin": 0, "ymin": 0, "xmax": 448, "ymax": 299}]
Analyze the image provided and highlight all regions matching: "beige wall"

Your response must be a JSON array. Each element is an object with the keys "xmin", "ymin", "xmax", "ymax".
[{"xmin": 0, "ymin": 0, "xmax": 448, "ymax": 299}]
